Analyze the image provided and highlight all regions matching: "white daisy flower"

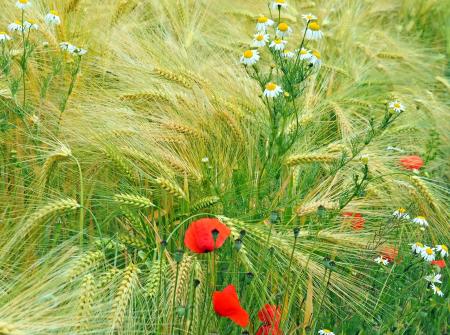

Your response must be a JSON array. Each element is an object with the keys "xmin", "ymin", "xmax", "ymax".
[
  {"xmin": 256, "ymin": 15, "xmax": 274, "ymax": 32},
  {"xmin": 309, "ymin": 50, "xmax": 322, "ymax": 66},
  {"xmin": 411, "ymin": 242, "xmax": 424, "ymax": 254},
  {"xmin": 240, "ymin": 49, "xmax": 260, "ymax": 66},
  {"xmin": 263, "ymin": 82, "xmax": 282, "ymax": 98},
  {"xmin": 201, "ymin": 157, "xmax": 209, "ymax": 163},
  {"xmin": 45, "ymin": 10, "xmax": 61, "ymax": 25},
  {"xmin": 269, "ymin": 38, "xmax": 287, "ymax": 51},
  {"xmin": 276, "ymin": 22, "xmax": 292, "ymax": 37},
  {"xmin": 374, "ymin": 256, "xmax": 389, "ymax": 266},
  {"xmin": 386, "ymin": 146, "xmax": 404, "ymax": 152},
  {"xmin": 73, "ymin": 47, "xmax": 87, "ymax": 56},
  {"xmin": 281, "ymin": 50, "xmax": 295, "ymax": 59},
  {"xmin": 60, "ymin": 42, "xmax": 76, "ymax": 53},
  {"xmin": 302, "ymin": 13, "xmax": 317, "ymax": 21},
  {"xmin": 389, "ymin": 100, "xmax": 405, "ymax": 113},
  {"xmin": 252, "ymin": 32, "xmax": 269, "ymax": 47},
  {"xmin": 436, "ymin": 244, "xmax": 448, "ymax": 258},
  {"xmin": 392, "ymin": 208, "xmax": 410, "ymax": 220},
  {"xmin": 272, "ymin": 0, "xmax": 288, "ymax": 10},
  {"xmin": 0, "ymin": 32, "xmax": 12, "ymax": 42},
  {"xmin": 16, "ymin": 0, "xmax": 31, "ymax": 10},
  {"xmin": 318, "ymin": 330, "xmax": 335, "ymax": 335},
  {"xmin": 431, "ymin": 284, "xmax": 444, "ymax": 297},
  {"xmin": 360, "ymin": 154, "xmax": 369, "ymax": 165},
  {"xmin": 425, "ymin": 273, "xmax": 442, "ymax": 284},
  {"xmin": 305, "ymin": 21, "xmax": 323, "ymax": 40},
  {"xmin": 412, "ymin": 216, "xmax": 428, "ymax": 227},
  {"xmin": 23, "ymin": 20, "xmax": 39, "ymax": 31},
  {"xmin": 421, "ymin": 246, "xmax": 436, "ymax": 262},
  {"xmin": 297, "ymin": 48, "xmax": 312, "ymax": 61},
  {"xmin": 8, "ymin": 21, "xmax": 23, "ymax": 32}
]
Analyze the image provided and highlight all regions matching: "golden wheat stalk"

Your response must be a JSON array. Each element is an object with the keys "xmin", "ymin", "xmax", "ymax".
[
  {"xmin": 191, "ymin": 196, "xmax": 220, "ymax": 212},
  {"xmin": 25, "ymin": 198, "xmax": 80, "ymax": 228},
  {"xmin": 110, "ymin": 263, "xmax": 140, "ymax": 330},
  {"xmin": 68, "ymin": 250, "xmax": 104, "ymax": 281},
  {"xmin": 285, "ymin": 154, "xmax": 337, "ymax": 166},
  {"xmin": 155, "ymin": 177, "xmax": 187, "ymax": 200},
  {"xmin": 153, "ymin": 68, "xmax": 193, "ymax": 89},
  {"xmin": 113, "ymin": 193, "xmax": 154, "ymax": 208},
  {"xmin": 296, "ymin": 200, "xmax": 340, "ymax": 216},
  {"xmin": 118, "ymin": 235, "xmax": 147, "ymax": 250},
  {"xmin": 76, "ymin": 274, "xmax": 95, "ymax": 331}
]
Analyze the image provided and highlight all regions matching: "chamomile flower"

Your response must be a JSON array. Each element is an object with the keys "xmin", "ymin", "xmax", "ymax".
[
  {"xmin": 411, "ymin": 242, "xmax": 424, "ymax": 254},
  {"xmin": 24, "ymin": 20, "xmax": 39, "ymax": 31},
  {"xmin": 305, "ymin": 21, "xmax": 323, "ymax": 40},
  {"xmin": 318, "ymin": 329, "xmax": 335, "ymax": 335},
  {"xmin": 201, "ymin": 157, "xmax": 209, "ymax": 163},
  {"xmin": 8, "ymin": 20, "xmax": 23, "ymax": 32},
  {"xmin": 389, "ymin": 100, "xmax": 405, "ymax": 113},
  {"xmin": 263, "ymin": 82, "xmax": 282, "ymax": 98},
  {"xmin": 412, "ymin": 216, "xmax": 428, "ymax": 227},
  {"xmin": 436, "ymin": 244, "xmax": 448, "ymax": 258},
  {"xmin": 256, "ymin": 15, "xmax": 274, "ymax": 32},
  {"xmin": 276, "ymin": 22, "xmax": 292, "ymax": 37},
  {"xmin": 374, "ymin": 256, "xmax": 389, "ymax": 265},
  {"xmin": 240, "ymin": 49, "xmax": 260, "ymax": 66},
  {"xmin": 0, "ymin": 32, "xmax": 12, "ymax": 42},
  {"xmin": 281, "ymin": 50, "xmax": 295, "ymax": 59},
  {"xmin": 73, "ymin": 47, "xmax": 87, "ymax": 56},
  {"xmin": 297, "ymin": 48, "xmax": 312, "ymax": 60},
  {"xmin": 269, "ymin": 38, "xmax": 287, "ymax": 51},
  {"xmin": 16, "ymin": 0, "xmax": 31, "ymax": 10},
  {"xmin": 309, "ymin": 50, "xmax": 322, "ymax": 66},
  {"xmin": 60, "ymin": 42, "xmax": 76, "ymax": 53},
  {"xmin": 272, "ymin": 0, "xmax": 288, "ymax": 10},
  {"xmin": 302, "ymin": 13, "xmax": 317, "ymax": 21},
  {"xmin": 431, "ymin": 284, "xmax": 444, "ymax": 297},
  {"xmin": 421, "ymin": 246, "xmax": 436, "ymax": 262},
  {"xmin": 392, "ymin": 208, "xmax": 410, "ymax": 220},
  {"xmin": 252, "ymin": 32, "xmax": 269, "ymax": 47},
  {"xmin": 425, "ymin": 273, "xmax": 442, "ymax": 284},
  {"xmin": 45, "ymin": 10, "xmax": 61, "ymax": 25}
]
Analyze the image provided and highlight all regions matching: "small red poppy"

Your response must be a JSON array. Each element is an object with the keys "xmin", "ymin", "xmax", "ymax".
[
  {"xmin": 399, "ymin": 155, "xmax": 424, "ymax": 171},
  {"xmin": 381, "ymin": 246, "xmax": 398, "ymax": 263},
  {"xmin": 258, "ymin": 304, "xmax": 281, "ymax": 325},
  {"xmin": 184, "ymin": 218, "xmax": 231, "ymax": 253},
  {"xmin": 342, "ymin": 212, "xmax": 365, "ymax": 230},
  {"xmin": 256, "ymin": 325, "xmax": 283, "ymax": 335},
  {"xmin": 212, "ymin": 284, "xmax": 249, "ymax": 327},
  {"xmin": 431, "ymin": 260, "xmax": 446, "ymax": 268}
]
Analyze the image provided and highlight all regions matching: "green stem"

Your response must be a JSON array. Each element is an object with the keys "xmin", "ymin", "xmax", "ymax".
[
  {"xmin": 73, "ymin": 156, "xmax": 84, "ymax": 248},
  {"xmin": 170, "ymin": 261, "xmax": 180, "ymax": 335}
]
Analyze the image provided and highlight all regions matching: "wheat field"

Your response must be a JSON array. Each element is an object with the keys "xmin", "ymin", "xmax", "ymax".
[{"xmin": 0, "ymin": 0, "xmax": 449, "ymax": 334}]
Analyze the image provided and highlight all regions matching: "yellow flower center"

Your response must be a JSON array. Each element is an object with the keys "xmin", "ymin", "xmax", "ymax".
[
  {"xmin": 278, "ymin": 23, "xmax": 289, "ymax": 32},
  {"xmin": 50, "ymin": 10, "xmax": 58, "ymax": 15},
  {"xmin": 256, "ymin": 34, "xmax": 264, "ymax": 41},
  {"xmin": 19, "ymin": 0, "xmax": 28, "ymax": 3},
  {"xmin": 309, "ymin": 21, "xmax": 320, "ymax": 31},
  {"xmin": 312, "ymin": 50, "xmax": 321, "ymax": 59},
  {"xmin": 394, "ymin": 103, "xmax": 401, "ymax": 108},
  {"xmin": 15, "ymin": 20, "xmax": 21, "ymax": 25},
  {"xmin": 305, "ymin": 15, "xmax": 314, "ymax": 20},
  {"xmin": 276, "ymin": 0, "xmax": 286, "ymax": 3},
  {"xmin": 28, "ymin": 19, "xmax": 36, "ymax": 24},
  {"xmin": 0, "ymin": 31, "xmax": 6, "ymax": 35},
  {"xmin": 274, "ymin": 39, "xmax": 282, "ymax": 44},
  {"xmin": 398, "ymin": 208, "xmax": 406, "ymax": 213},
  {"xmin": 416, "ymin": 216, "xmax": 425, "ymax": 220},
  {"xmin": 299, "ymin": 49, "xmax": 307, "ymax": 55},
  {"xmin": 415, "ymin": 242, "xmax": 424, "ymax": 247},
  {"xmin": 323, "ymin": 330, "xmax": 331, "ymax": 333},
  {"xmin": 442, "ymin": 245, "xmax": 448, "ymax": 252},
  {"xmin": 257, "ymin": 16, "xmax": 268, "ymax": 23},
  {"xmin": 243, "ymin": 50, "xmax": 253, "ymax": 58},
  {"xmin": 426, "ymin": 248, "xmax": 433, "ymax": 255},
  {"xmin": 266, "ymin": 82, "xmax": 277, "ymax": 91}
]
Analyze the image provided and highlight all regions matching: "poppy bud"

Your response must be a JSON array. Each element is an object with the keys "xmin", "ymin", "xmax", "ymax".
[
  {"xmin": 239, "ymin": 230, "xmax": 246, "ymax": 239},
  {"xmin": 160, "ymin": 240, "xmax": 167, "ymax": 249},
  {"xmin": 242, "ymin": 331, "xmax": 250, "ymax": 335},
  {"xmin": 211, "ymin": 228, "xmax": 220, "ymax": 241},
  {"xmin": 174, "ymin": 249, "xmax": 184, "ymax": 263},
  {"xmin": 268, "ymin": 246, "xmax": 275, "ymax": 255},
  {"xmin": 235, "ymin": 238, "xmax": 243, "ymax": 251},
  {"xmin": 246, "ymin": 272, "xmax": 254, "ymax": 283},
  {"xmin": 270, "ymin": 211, "xmax": 279, "ymax": 224},
  {"xmin": 293, "ymin": 227, "xmax": 300, "ymax": 238},
  {"xmin": 193, "ymin": 279, "xmax": 201, "ymax": 288},
  {"xmin": 317, "ymin": 205, "xmax": 326, "ymax": 217}
]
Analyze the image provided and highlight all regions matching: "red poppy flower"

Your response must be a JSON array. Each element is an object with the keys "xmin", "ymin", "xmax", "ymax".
[
  {"xmin": 258, "ymin": 304, "xmax": 281, "ymax": 325},
  {"xmin": 212, "ymin": 285, "xmax": 249, "ymax": 327},
  {"xmin": 256, "ymin": 325, "xmax": 283, "ymax": 335},
  {"xmin": 381, "ymin": 246, "xmax": 398, "ymax": 263},
  {"xmin": 342, "ymin": 212, "xmax": 365, "ymax": 230},
  {"xmin": 399, "ymin": 155, "xmax": 424, "ymax": 171},
  {"xmin": 184, "ymin": 218, "xmax": 231, "ymax": 253},
  {"xmin": 431, "ymin": 260, "xmax": 446, "ymax": 268}
]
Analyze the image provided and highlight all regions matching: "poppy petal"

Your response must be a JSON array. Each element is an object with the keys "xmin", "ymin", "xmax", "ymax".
[
  {"xmin": 184, "ymin": 218, "xmax": 231, "ymax": 253},
  {"xmin": 212, "ymin": 284, "xmax": 249, "ymax": 327}
]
